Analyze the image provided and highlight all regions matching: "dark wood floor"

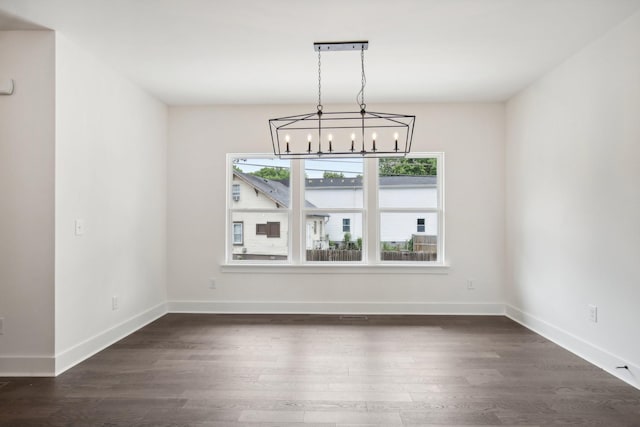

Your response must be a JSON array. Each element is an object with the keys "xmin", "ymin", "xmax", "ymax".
[{"xmin": 1, "ymin": 314, "xmax": 639, "ymax": 426}]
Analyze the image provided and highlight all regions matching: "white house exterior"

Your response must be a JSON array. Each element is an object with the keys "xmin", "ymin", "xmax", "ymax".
[
  {"xmin": 230, "ymin": 172, "xmax": 289, "ymax": 260},
  {"xmin": 230, "ymin": 171, "xmax": 437, "ymax": 259},
  {"xmin": 230, "ymin": 171, "xmax": 326, "ymax": 259},
  {"xmin": 304, "ymin": 176, "xmax": 438, "ymax": 245}
]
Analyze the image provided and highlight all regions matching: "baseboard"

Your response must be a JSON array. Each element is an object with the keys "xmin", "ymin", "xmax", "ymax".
[
  {"xmin": 167, "ymin": 300, "xmax": 505, "ymax": 315},
  {"xmin": 0, "ymin": 356, "xmax": 55, "ymax": 377},
  {"xmin": 53, "ymin": 302, "xmax": 168, "ymax": 376},
  {"xmin": 505, "ymin": 304, "xmax": 639, "ymax": 390}
]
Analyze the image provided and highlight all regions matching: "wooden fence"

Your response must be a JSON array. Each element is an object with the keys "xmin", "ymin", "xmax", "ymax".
[
  {"xmin": 306, "ymin": 248, "xmax": 437, "ymax": 262},
  {"xmin": 380, "ymin": 251, "xmax": 437, "ymax": 261},
  {"xmin": 306, "ymin": 249, "xmax": 362, "ymax": 262}
]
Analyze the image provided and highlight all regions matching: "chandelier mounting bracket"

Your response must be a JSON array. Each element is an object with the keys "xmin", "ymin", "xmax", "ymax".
[{"xmin": 313, "ymin": 41, "xmax": 368, "ymax": 52}]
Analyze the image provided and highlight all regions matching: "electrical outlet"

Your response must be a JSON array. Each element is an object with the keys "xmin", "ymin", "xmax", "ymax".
[
  {"xmin": 588, "ymin": 305, "xmax": 598, "ymax": 323},
  {"xmin": 112, "ymin": 296, "xmax": 119, "ymax": 311},
  {"xmin": 209, "ymin": 278, "xmax": 217, "ymax": 289},
  {"xmin": 0, "ymin": 317, "xmax": 4, "ymax": 335},
  {"xmin": 467, "ymin": 279, "xmax": 475, "ymax": 290}
]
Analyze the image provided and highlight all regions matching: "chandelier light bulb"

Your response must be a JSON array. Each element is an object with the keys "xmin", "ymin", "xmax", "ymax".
[
  {"xmin": 307, "ymin": 134, "xmax": 312, "ymax": 142},
  {"xmin": 328, "ymin": 134, "xmax": 333, "ymax": 141},
  {"xmin": 393, "ymin": 132, "xmax": 398, "ymax": 141}
]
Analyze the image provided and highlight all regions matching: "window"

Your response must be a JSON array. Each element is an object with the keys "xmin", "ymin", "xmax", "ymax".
[
  {"xmin": 232, "ymin": 184, "xmax": 240, "ymax": 201},
  {"xmin": 255, "ymin": 222, "xmax": 280, "ymax": 237},
  {"xmin": 266, "ymin": 222, "xmax": 280, "ymax": 238},
  {"xmin": 232, "ymin": 222, "xmax": 243, "ymax": 245},
  {"xmin": 378, "ymin": 155, "xmax": 441, "ymax": 262},
  {"xmin": 227, "ymin": 153, "xmax": 443, "ymax": 264},
  {"xmin": 303, "ymin": 158, "xmax": 364, "ymax": 262},
  {"xmin": 228, "ymin": 156, "xmax": 291, "ymax": 262}
]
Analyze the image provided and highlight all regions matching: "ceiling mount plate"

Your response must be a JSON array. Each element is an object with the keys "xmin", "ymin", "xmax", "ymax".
[{"xmin": 314, "ymin": 41, "xmax": 368, "ymax": 52}]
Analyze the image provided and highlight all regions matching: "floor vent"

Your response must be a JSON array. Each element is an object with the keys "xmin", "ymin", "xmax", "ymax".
[{"xmin": 339, "ymin": 315, "xmax": 369, "ymax": 320}]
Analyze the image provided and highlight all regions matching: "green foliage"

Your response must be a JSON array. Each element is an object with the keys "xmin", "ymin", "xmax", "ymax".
[
  {"xmin": 249, "ymin": 167, "xmax": 290, "ymax": 181},
  {"xmin": 323, "ymin": 171, "xmax": 345, "ymax": 178},
  {"xmin": 379, "ymin": 158, "xmax": 437, "ymax": 177},
  {"xmin": 343, "ymin": 232, "xmax": 351, "ymax": 243},
  {"xmin": 381, "ymin": 241, "xmax": 394, "ymax": 251},
  {"xmin": 407, "ymin": 237, "xmax": 414, "ymax": 251},
  {"xmin": 356, "ymin": 237, "xmax": 363, "ymax": 250}
]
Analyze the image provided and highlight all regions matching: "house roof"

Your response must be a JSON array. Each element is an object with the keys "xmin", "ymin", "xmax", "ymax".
[
  {"xmin": 305, "ymin": 176, "xmax": 437, "ymax": 188},
  {"xmin": 380, "ymin": 176, "xmax": 437, "ymax": 187},
  {"xmin": 234, "ymin": 171, "xmax": 436, "ymax": 209},
  {"xmin": 233, "ymin": 171, "xmax": 317, "ymax": 208}
]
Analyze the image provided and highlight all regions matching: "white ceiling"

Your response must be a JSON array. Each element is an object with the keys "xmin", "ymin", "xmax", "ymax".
[{"xmin": 1, "ymin": 0, "xmax": 639, "ymax": 105}]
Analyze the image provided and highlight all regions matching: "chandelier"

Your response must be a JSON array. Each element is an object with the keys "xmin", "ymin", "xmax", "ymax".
[{"xmin": 269, "ymin": 41, "xmax": 415, "ymax": 159}]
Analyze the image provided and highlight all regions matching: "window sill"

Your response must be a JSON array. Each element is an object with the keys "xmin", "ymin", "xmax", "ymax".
[{"xmin": 220, "ymin": 263, "xmax": 450, "ymax": 275}]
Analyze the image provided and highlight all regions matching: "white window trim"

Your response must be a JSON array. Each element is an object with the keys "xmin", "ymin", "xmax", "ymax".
[
  {"xmin": 226, "ymin": 153, "xmax": 292, "ymax": 265},
  {"xmin": 232, "ymin": 222, "xmax": 244, "ymax": 245},
  {"xmin": 300, "ymin": 158, "xmax": 368, "ymax": 265},
  {"xmin": 375, "ymin": 152, "xmax": 445, "ymax": 265},
  {"xmin": 226, "ymin": 152, "xmax": 445, "ymax": 268}
]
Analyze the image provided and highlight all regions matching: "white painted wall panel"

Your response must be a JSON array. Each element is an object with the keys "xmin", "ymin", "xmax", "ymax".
[
  {"xmin": 55, "ymin": 35, "xmax": 168, "ymax": 356},
  {"xmin": 168, "ymin": 103, "xmax": 505, "ymax": 304},
  {"xmin": 0, "ymin": 31, "xmax": 55, "ymax": 366},
  {"xmin": 506, "ymin": 10, "xmax": 640, "ymax": 375}
]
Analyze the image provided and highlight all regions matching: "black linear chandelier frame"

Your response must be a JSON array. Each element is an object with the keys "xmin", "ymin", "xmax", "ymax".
[{"xmin": 269, "ymin": 41, "xmax": 415, "ymax": 159}]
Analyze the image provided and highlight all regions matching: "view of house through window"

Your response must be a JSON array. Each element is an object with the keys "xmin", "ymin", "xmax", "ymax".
[
  {"xmin": 304, "ymin": 159, "xmax": 364, "ymax": 262},
  {"xmin": 378, "ymin": 157, "xmax": 439, "ymax": 261},
  {"xmin": 227, "ymin": 154, "xmax": 442, "ymax": 264},
  {"xmin": 229, "ymin": 157, "xmax": 291, "ymax": 261}
]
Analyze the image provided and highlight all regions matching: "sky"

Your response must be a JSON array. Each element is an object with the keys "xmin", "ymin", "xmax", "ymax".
[{"xmin": 233, "ymin": 157, "xmax": 363, "ymax": 178}]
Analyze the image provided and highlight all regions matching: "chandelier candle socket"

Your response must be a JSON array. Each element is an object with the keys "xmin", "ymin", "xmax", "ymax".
[{"xmin": 269, "ymin": 41, "xmax": 415, "ymax": 158}]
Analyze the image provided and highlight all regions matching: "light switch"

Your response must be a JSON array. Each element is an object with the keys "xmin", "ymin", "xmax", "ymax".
[{"xmin": 74, "ymin": 219, "xmax": 85, "ymax": 236}]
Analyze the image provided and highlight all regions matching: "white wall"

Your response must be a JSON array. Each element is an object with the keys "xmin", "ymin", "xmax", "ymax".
[
  {"xmin": 54, "ymin": 34, "xmax": 168, "ymax": 373},
  {"xmin": 168, "ymin": 104, "xmax": 505, "ymax": 313},
  {"xmin": 0, "ymin": 31, "xmax": 55, "ymax": 375},
  {"xmin": 506, "ymin": 10, "xmax": 640, "ymax": 387}
]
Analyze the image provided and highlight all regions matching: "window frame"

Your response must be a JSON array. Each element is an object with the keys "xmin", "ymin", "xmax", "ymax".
[
  {"xmin": 226, "ymin": 152, "xmax": 444, "ymax": 266},
  {"xmin": 231, "ymin": 183, "xmax": 241, "ymax": 201},
  {"xmin": 232, "ymin": 221, "xmax": 244, "ymax": 245},
  {"xmin": 300, "ymin": 158, "xmax": 368, "ymax": 265},
  {"xmin": 375, "ymin": 152, "xmax": 444, "ymax": 265},
  {"xmin": 226, "ymin": 154, "xmax": 292, "ymax": 264}
]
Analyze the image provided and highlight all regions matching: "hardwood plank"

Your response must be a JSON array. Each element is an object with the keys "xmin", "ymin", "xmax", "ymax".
[{"xmin": 1, "ymin": 313, "xmax": 639, "ymax": 426}]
